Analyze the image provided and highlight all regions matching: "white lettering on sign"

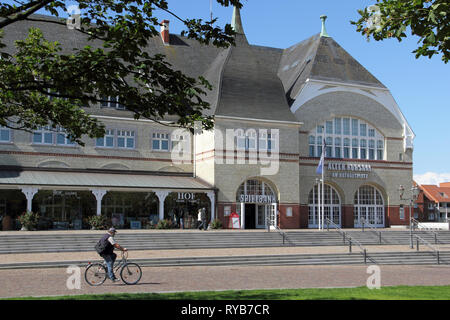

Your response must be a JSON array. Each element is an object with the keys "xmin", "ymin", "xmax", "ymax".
[
  {"xmin": 327, "ymin": 162, "xmax": 372, "ymax": 172},
  {"xmin": 239, "ymin": 194, "xmax": 276, "ymax": 203},
  {"xmin": 177, "ymin": 192, "xmax": 198, "ymax": 202},
  {"xmin": 327, "ymin": 162, "xmax": 371, "ymax": 179}
]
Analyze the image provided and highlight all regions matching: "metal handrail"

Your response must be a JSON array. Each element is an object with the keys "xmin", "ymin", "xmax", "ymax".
[
  {"xmin": 266, "ymin": 218, "xmax": 296, "ymax": 246},
  {"xmin": 360, "ymin": 217, "xmax": 383, "ymax": 244},
  {"xmin": 413, "ymin": 234, "xmax": 441, "ymax": 264},
  {"xmin": 325, "ymin": 218, "xmax": 373, "ymax": 264},
  {"xmin": 411, "ymin": 218, "xmax": 439, "ymax": 244}
]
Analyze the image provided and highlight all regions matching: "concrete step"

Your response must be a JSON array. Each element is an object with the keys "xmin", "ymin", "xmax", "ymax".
[{"xmin": 1, "ymin": 251, "xmax": 448, "ymax": 269}]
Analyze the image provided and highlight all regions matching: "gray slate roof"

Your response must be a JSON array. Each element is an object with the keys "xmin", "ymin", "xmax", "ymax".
[{"xmin": 3, "ymin": 14, "xmax": 386, "ymax": 123}]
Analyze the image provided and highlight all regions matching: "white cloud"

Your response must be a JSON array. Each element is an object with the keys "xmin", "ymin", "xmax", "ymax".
[{"xmin": 414, "ymin": 172, "xmax": 450, "ymax": 186}]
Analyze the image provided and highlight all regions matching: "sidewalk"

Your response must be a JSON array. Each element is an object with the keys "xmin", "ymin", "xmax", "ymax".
[{"xmin": 1, "ymin": 244, "xmax": 441, "ymax": 265}]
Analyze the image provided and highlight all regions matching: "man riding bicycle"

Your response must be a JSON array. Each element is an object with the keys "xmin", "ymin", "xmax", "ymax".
[{"xmin": 95, "ymin": 227, "xmax": 127, "ymax": 282}]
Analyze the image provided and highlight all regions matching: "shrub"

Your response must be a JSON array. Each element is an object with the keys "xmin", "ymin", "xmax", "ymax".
[
  {"xmin": 210, "ymin": 219, "xmax": 223, "ymax": 229},
  {"xmin": 18, "ymin": 211, "xmax": 40, "ymax": 231},
  {"xmin": 156, "ymin": 219, "xmax": 173, "ymax": 229},
  {"xmin": 87, "ymin": 215, "xmax": 108, "ymax": 230}
]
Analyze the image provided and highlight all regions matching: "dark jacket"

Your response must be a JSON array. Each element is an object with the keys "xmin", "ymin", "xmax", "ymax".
[{"xmin": 100, "ymin": 233, "xmax": 114, "ymax": 255}]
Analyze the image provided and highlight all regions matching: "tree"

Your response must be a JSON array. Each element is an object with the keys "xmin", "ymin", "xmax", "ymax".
[
  {"xmin": 352, "ymin": 0, "xmax": 449, "ymax": 63},
  {"xmin": 0, "ymin": 0, "xmax": 243, "ymax": 145}
]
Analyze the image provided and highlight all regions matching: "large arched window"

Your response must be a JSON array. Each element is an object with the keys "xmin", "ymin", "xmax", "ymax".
[
  {"xmin": 354, "ymin": 185, "xmax": 385, "ymax": 227},
  {"xmin": 308, "ymin": 117, "xmax": 384, "ymax": 160},
  {"xmin": 308, "ymin": 184, "xmax": 341, "ymax": 228}
]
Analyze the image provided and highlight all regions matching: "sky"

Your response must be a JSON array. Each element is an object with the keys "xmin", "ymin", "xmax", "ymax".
[
  {"xmin": 152, "ymin": 0, "xmax": 449, "ymax": 185},
  {"xmin": 6, "ymin": 0, "xmax": 450, "ymax": 185}
]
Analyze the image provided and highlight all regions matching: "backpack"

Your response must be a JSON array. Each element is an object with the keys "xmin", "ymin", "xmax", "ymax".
[{"xmin": 94, "ymin": 238, "xmax": 108, "ymax": 254}]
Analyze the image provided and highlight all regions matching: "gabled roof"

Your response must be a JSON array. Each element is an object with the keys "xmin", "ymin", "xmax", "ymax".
[
  {"xmin": 278, "ymin": 34, "xmax": 386, "ymax": 105},
  {"xmin": 419, "ymin": 185, "xmax": 450, "ymax": 203}
]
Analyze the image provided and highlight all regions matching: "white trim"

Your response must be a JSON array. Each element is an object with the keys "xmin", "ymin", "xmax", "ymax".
[{"xmin": 290, "ymin": 79, "xmax": 415, "ymax": 150}]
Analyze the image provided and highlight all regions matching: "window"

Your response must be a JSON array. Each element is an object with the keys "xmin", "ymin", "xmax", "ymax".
[
  {"xmin": 171, "ymin": 133, "xmax": 188, "ymax": 152},
  {"xmin": 343, "ymin": 118, "xmax": 350, "ymax": 135},
  {"xmin": 0, "ymin": 126, "xmax": 11, "ymax": 142},
  {"xmin": 117, "ymin": 130, "xmax": 135, "ymax": 149},
  {"xmin": 308, "ymin": 135, "xmax": 315, "ymax": 157},
  {"xmin": 334, "ymin": 118, "xmax": 341, "ymax": 134},
  {"xmin": 33, "ymin": 125, "xmax": 77, "ymax": 146},
  {"xmin": 100, "ymin": 96, "xmax": 125, "ymax": 110},
  {"xmin": 326, "ymin": 121, "xmax": 333, "ymax": 134},
  {"xmin": 96, "ymin": 129, "xmax": 115, "ymax": 148},
  {"xmin": 352, "ymin": 119, "xmax": 358, "ymax": 136},
  {"xmin": 33, "ymin": 126, "xmax": 53, "ymax": 144},
  {"xmin": 399, "ymin": 205, "xmax": 405, "ymax": 220},
  {"xmin": 56, "ymin": 127, "xmax": 75, "ymax": 146},
  {"xmin": 354, "ymin": 185, "xmax": 385, "ymax": 227},
  {"xmin": 308, "ymin": 117, "xmax": 384, "ymax": 160},
  {"xmin": 152, "ymin": 133, "xmax": 169, "ymax": 151},
  {"xmin": 308, "ymin": 184, "xmax": 341, "ymax": 227}
]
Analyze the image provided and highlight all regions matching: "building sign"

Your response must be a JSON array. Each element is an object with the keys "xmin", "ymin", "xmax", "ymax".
[
  {"xmin": 176, "ymin": 192, "xmax": 199, "ymax": 203},
  {"xmin": 327, "ymin": 162, "xmax": 371, "ymax": 179},
  {"xmin": 239, "ymin": 194, "xmax": 276, "ymax": 203}
]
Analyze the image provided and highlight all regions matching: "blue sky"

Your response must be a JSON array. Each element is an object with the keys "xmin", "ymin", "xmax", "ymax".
[
  {"xmin": 7, "ymin": 0, "xmax": 450, "ymax": 184},
  {"xmin": 153, "ymin": 0, "xmax": 450, "ymax": 185}
]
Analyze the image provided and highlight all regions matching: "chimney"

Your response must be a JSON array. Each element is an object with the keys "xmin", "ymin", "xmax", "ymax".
[{"xmin": 160, "ymin": 20, "xmax": 170, "ymax": 45}]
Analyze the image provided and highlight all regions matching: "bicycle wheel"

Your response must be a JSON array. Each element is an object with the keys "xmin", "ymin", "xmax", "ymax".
[
  {"xmin": 85, "ymin": 263, "xmax": 107, "ymax": 286},
  {"xmin": 120, "ymin": 262, "xmax": 142, "ymax": 285}
]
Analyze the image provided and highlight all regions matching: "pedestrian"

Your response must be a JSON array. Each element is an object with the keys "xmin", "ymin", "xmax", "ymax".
[
  {"xmin": 201, "ymin": 208, "xmax": 208, "ymax": 231},
  {"xmin": 197, "ymin": 208, "xmax": 203, "ymax": 230},
  {"xmin": 94, "ymin": 227, "xmax": 127, "ymax": 282}
]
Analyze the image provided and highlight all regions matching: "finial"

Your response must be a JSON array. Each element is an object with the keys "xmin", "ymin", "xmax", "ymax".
[
  {"xmin": 231, "ymin": 6, "xmax": 245, "ymax": 34},
  {"xmin": 320, "ymin": 15, "xmax": 330, "ymax": 38}
]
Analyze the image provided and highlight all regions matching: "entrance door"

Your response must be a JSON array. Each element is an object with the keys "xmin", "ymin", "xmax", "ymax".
[
  {"xmin": 244, "ymin": 204, "xmax": 256, "ymax": 229},
  {"xmin": 256, "ymin": 205, "xmax": 266, "ymax": 228}
]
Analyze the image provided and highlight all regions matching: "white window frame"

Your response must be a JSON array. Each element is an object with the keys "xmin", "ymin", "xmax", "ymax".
[
  {"xmin": 152, "ymin": 132, "xmax": 170, "ymax": 151},
  {"xmin": 309, "ymin": 117, "xmax": 384, "ymax": 160},
  {"xmin": 96, "ymin": 129, "xmax": 115, "ymax": 148},
  {"xmin": 100, "ymin": 96, "xmax": 125, "ymax": 110},
  {"xmin": 117, "ymin": 129, "xmax": 135, "ymax": 149},
  {"xmin": 0, "ymin": 126, "xmax": 11, "ymax": 143}
]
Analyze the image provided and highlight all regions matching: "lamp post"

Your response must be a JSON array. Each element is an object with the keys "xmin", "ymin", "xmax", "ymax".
[{"xmin": 399, "ymin": 185, "xmax": 419, "ymax": 249}]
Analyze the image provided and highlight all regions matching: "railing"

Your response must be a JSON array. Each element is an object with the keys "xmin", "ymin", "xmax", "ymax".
[
  {"xmin": 266, "ymin": 218, "xmax": 296, "ymax": 246},
  {"xmin": 411, "ymin": 218, "xmax": 439, "ymax": 244},
  {"xmin": 360, "ymin": 217, "xmax": 383, "ymax": 244},
  {"xmin": 325, "ymin": 218, "xmax": 374, "ymax": 264},
  {"xmin": 413, "ymin": 234, "xmax": 441, "ymax": 264}
]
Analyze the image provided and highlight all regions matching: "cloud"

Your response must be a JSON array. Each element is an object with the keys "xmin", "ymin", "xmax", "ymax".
[{"xmin": 414, "ymin": 172, "xmax": 450, "ymax": 186}]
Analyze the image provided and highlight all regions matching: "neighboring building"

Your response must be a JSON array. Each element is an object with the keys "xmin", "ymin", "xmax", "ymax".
[
  {"xmin": 415, "ymin": 184, "xmax": 450, "ymax": 222},
  {"xmin": 0, "ymin": 8, "xmax": 414, "ymax": 230}
]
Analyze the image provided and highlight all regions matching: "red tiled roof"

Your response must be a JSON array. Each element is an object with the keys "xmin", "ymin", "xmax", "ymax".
[{"xmin": 419, "ymin": 185, "xmax": 450, "ymax": 203}]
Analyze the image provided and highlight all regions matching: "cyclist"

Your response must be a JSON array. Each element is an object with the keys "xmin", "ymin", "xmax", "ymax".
[{"xmin": 97, "ymin": 227, "xmax": 127, "ymax": 282}]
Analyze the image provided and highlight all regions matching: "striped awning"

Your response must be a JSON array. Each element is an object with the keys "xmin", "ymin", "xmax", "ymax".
[{"xmin": 0, "ymin": 170, "xmax": 213, "ymax": 191}]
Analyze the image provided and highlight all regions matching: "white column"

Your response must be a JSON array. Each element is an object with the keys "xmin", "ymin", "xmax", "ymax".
[
  {"xmin": 240, "ymin": 202, "xmax": 245, "ymax": 229},
  {"xmin": 21, "ymin": 187, "xmax": 39, "ymax": 212},
  {"xmin": 206, "ymin": 191, "xmax": 215, "ymax": 221},
  {"xmin": 155, "ymin": 190, "xmax": 170, "ymax": 221},
  {"xmin": 91, "ymin": 189, "xmax": 107, "ymax": 216},
  {"xmin": 272, "ymin": 202, "xmax": 278, "ymax": 230}
]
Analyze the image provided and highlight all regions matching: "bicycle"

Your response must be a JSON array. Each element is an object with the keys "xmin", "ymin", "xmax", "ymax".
[{"xmin": 84, "ymin": 251, "xmax": 142, "ymax": 286}]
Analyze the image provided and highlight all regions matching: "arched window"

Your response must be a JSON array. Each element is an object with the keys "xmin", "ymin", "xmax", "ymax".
[
  {"xmin": 308, "ymin": 117, "xmax": 385, "ymax": 160},
  {"xmin": 354, "ymin": 185, "xmax": 385, "ymax": 227},
  {"xmin": 308, "ymin": 184, "xmax": 341, "ymax": 228}
]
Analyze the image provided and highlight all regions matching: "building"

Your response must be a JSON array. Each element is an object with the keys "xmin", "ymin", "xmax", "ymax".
[
  {"xmin": 415, "ymin": 183, "xmax": 450, "ymax": 222},
  {"xmin": 0, "ymin": 8, "xmax": 414, "ymax": 230}
]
